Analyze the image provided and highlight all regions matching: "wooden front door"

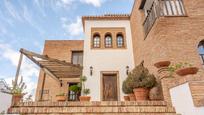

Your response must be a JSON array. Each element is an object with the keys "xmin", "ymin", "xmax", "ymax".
[{"xmin": 102, "ymin": 74, "xmax": 118, "ymax": 101}]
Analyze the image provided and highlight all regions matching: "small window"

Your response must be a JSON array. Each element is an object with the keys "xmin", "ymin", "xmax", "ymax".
[
  {"xmin": 198, "ymin": 40, "xmax": 204, "ymax": 65},
  {"xmin": 105, "ymin": 34, "xmax": 112, "ymax": 48},
  {"xmin": 72, "ymin": 51, "xmax": 83, "ymax": 66},
  {"xmin": 68, "ymin": 83, "xmax": 80, "ymax": 101},
  {"xmin": 117, "ymin": 34, "xmax": 124, "ymax": 48},
  {"xmin": 93, "ymin": 33, "xmax": 100, "ymax": 48}
]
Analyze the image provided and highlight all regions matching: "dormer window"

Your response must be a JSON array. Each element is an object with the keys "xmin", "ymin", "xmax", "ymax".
[
  {"xmin": 93, "ymin": 33, "xmax": 100, "ymax": 48},
  {"xmin": 117, "ymin": 34, "xmax": 124, "ymax": 48},
  {"xmin": 105, "ymin": 33, "xmax": 112, "ymax": 48}
]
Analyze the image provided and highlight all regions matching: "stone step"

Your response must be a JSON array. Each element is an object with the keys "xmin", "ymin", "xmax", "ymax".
[
  {"xmin": 8, "ymin": 101, "xmax": 178, "ymax": 115},
  {"xmin": 10, "ymin": 113, "xmax": 179, "ymax": 115},
  {"xmin": 9, "ymin": 106, "xmax": 176, "ymax": 113},
  {"xmin": 15, "ymin": 101, "xmax": 168, "ymax": 107}
]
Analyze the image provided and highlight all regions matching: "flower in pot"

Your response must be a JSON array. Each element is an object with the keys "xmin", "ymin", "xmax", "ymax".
[
  {"xmin": 154, "ymin": 61, "xmax": 171, "ymax": 68},
  {"xmin": 56, "ymin": 92, "xmax": 66, "ymax": 101},
  {"xmin": 79, "ymin": 76, "xmax": 91, "ymax": 101},
  {"xmin": 127, "ymin": 61, "xmax": 157, "ymax": 101},
  {"xmin": 122, "ymin": 80, "xmax": 132, "ymax": 101},
  {"xmin": 168, "ymin": 62, "xmax": 199, "ymax": 77},
  {"xmin": 69, "ymin": 84, "xmax": 81, "ymax": 101}
]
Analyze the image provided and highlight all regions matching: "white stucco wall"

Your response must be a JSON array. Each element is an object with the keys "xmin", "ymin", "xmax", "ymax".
[
  {"xmin": 0, "ymin": 83, "xmax": 12, "ymax": 113},
  {"xmin": 83, "ymin": 20, "xmax": 135, "ymax": 101},
  {"xmin": 0, "ymin": 92, "xmax": 12, "ymax": 113},
  {"xmin": 170, "ymin": 83, "xmax": 204, "ymax": 115}
]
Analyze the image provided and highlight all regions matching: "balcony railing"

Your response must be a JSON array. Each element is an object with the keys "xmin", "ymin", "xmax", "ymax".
[{"xmin": 143, "ymin": 0, "xmax": 186, "ymax": 37}]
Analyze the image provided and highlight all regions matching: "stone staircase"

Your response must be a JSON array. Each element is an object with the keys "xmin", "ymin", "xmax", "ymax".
[{"xmin": 8, "ymin": 101, "xmax": 179, "ymax": 115}]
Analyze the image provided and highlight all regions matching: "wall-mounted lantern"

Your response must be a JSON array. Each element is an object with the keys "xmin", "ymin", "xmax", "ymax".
[
  {"xmin": 90, "ymin": 66, "xmax": 93, "ymax": 76},
  {"xmin": 60, "ymin": 80, "xmax": 63, "ymax": 87},
  {"xmin": 126, "ymin": 66, "xmax": 129, "ymax": 75}
]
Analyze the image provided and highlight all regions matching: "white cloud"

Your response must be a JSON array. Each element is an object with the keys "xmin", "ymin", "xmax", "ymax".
[
  {"xmin": 80, "ymin": 0, "xmax": 106, "ymax": 7},
  {"xmin": 22, "ymin": 5, "xmax": 44, "ymax": 35},
  {"xmin": 33, "ymin": 0, "xmax": 47, "ymax": 17},
  {"xmin": 0, "ymin": 43, "xmax": 39, "ymax": 100},
  {"xmin": 4, "ymin": 0, "xmax": 23, "ymax": 22},
  {"xmin": 56, "ymin": 0, "xmax": 74, "ymax": 9},
  {"xmin": 61, "ymin": 17, "xmax": 83, "ymax": 36}
]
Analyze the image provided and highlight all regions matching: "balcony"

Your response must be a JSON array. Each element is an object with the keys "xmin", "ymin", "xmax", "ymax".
[{"xmin": 143, "ymin": 0, "xmax": 186, "ymax": 37}]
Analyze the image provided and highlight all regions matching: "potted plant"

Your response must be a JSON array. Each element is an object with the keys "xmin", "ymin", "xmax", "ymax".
[
  {"xmin": 124, "ymin": 76, "xmax": 136, "ymax": 101},
  {"xmin": 122, "ymin": 80, "xmax": 132, "ymax": 101},
  {"xmin": 127, "ymin": 61, "xmax": 157, "ymax": 101},
  {"xmin": 79, "ymin": 76, "xmax": 91, "ymax": 101},
  {"xmin": 5, "ymin": 76, "xmax": 27, "ymax": 106},
  {"xmin": 168, "ymin": 62, "xmax": 199, "ymax": 77},
  {"xmin": 154, "ymin": 61, "xmax": 171, "ymax": 68},
  {"xmin": 175, "ymin": 62, "xmax": 198, "ymax": 76},
  {"xmin": 69, "ymin": 84, "xmax": 81, "ymax": 101},
  {"xmin": 56, "ymin": 92, "xmax": 66, "ymax": 101}
]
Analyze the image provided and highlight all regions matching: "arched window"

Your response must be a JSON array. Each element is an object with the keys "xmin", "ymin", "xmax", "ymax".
[
  {"xmin": 93, "ymin": 33, "xmax": 100, "ymax": 48},
  {"xmin": 198, "ymin": 40, "xmax": 204, "ymax": 64},
  {"xmin": 198, "ymin": 40, "xmax": 204, "ymax": 65},
  {"xmin": 105, "ymin": 33, "xmax": 112, "ymax": 48},
  {"xmin": 117, "ymin": 34, "xmax": 124, "ymax": 48}
]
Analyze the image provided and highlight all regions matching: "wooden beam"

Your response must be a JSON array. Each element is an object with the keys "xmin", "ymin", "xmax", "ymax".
[
  {"xmin": 54, "ymin": 73, "xmax": 81, "ymax": 76},
  {"xmin": 19, "ymin": 48, "xmax": 83, "ymax": 81},
  {"xmin": 41, "ymin": 68, "xmax": 60, "ymax": 82},
  {"xmin": 14, "ymin": 52, "xmax": 23, "ymax": 88},
  {"xmin": 59, "ymin": 78, "xmax": 80, "ymax": 82},
  {"xmin": 22, "ymin": 52, "xmax": 60, "ymax": 82},
  {"xmin": 20, "ymin": 48, "xmax": 82, "ymax": 69},
  {"xmin": 40, "ymin": 72, "xmax": 46, "ymax": 101}
]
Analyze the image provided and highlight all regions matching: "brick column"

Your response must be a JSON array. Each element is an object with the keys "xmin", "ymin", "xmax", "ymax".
[{"xmin": 158, "ymin": 67, "xmax": 174, "ymax": 106}]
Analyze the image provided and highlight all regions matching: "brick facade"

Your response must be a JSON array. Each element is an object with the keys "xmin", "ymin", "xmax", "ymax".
[
  {"xmin": 130, "ymin": 0, "xmax": 204, "ymax": 75},
  {"xmin": 35, "ymin": 40, "xmax": 84, "ymax": 102}
]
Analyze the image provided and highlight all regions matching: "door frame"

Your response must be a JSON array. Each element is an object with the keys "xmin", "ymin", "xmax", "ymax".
[{"xmin": 100, "ymin": 71, "xmax": 120, "ymax": 101}]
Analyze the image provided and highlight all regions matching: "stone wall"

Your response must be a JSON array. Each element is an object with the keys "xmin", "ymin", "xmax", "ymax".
[{"xmin": 35, "ymin": 40, "xmax": 84, "ymax": 101}]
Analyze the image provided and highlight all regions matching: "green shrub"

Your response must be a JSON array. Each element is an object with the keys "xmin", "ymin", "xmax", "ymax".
[
  {"xmin": 126, "ymin": 61, "xmax": 157, "ymax": 89},
  {"xmin": 69, "ymin": 84, "xmax": 81, "ymax": 93},
  {"xmin": 83, "ymin": 88, "xmax": 90, "ymax": 95},
  {"xmin": 80, "ymin": 76, "xmax": 90, "ymax": 96},
  {"xmin": 122, "ymin": 80, "xmax": 133, "ymax": 94}
]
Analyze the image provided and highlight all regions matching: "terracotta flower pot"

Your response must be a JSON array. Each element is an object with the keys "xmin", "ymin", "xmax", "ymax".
[
  {"xmin": 56, "ymin": 95, "xmax": 66, "ymax": 101},
  {"xmin": 79, "ymin": 96, "xmax": 91, "ymax": 101},
  {"xmin": 124, "ymin": 96, "xmax": 130, "ymax": 101},
  {"xmin": 176, "ymin": 67, "xmax": 199, "ymax": 76},
  {"xmin": 133, "ymin": 88, "xmax": 149, "ymax": 101},
  {"xmin": 154, "ymin": 61, "xmax": 171, "ymax": 68},
  {"xmin": 128, "ymin": 93, "xmax": 136, "ymax": 101},
  {"xmin": 12, "ymin": 94, "xmax": 23, "ymax": 106}
]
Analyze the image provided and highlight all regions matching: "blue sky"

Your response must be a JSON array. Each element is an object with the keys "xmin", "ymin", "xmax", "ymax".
[{"xmin": 0, "ymin": 0, "xmax": 134, "ymax": 98}]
